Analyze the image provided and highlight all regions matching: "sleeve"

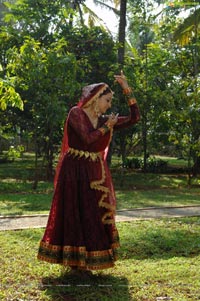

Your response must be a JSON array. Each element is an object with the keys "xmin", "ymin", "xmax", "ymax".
[
  {"xmin": 114, "ymin": 103, "xmax": 140, "ymax": 130},
  {"xmin": 68, "ymin": 107, "xmax": 103, "ymax": 145}
]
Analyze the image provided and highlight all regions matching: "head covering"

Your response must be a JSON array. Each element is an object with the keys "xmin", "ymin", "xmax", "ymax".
[{"xmin": 77, "ymin": 83, "xmax": 110, "ymax": 108}]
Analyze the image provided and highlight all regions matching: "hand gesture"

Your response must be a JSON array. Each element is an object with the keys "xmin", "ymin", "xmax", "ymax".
[
  {"xmin": 114, "ymin": 70, "xmax": 129, "ymax": 90},
  {"xmin": 107, "ymin": 112, "xmax": 119, "ymax": 128}
]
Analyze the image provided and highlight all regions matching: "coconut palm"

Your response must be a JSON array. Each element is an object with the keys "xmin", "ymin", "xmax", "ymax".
[
  {"xmin": 160, "ymin": 0, "xmax": 200, "ymax": 45},
  {"xmin": 69, "ymin": 0, "xmax": 119, "ymax": 32},
  {"xmin": 173, "ymin": 5, "xmax": 200, "ymax": 45},
  {"xmin": 69, "ymin": 0, "xmax": 127, "ymax": 68}
]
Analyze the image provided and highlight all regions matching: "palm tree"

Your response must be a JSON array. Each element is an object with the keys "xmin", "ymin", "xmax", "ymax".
[
  {"xmin": 69, "ymin": 0, "xmax": 128, "ymax": 68},
  {"xmin": 118, "ymin": 0, "xmax": 127, "ymax": 67},
  {"xmin": 166, "ymin": 0, "xmax": 200, "ymax": 176},
  {"xmin": 69, "ymin": 0, "xmax": 120, "ymax": 32},
  {"xmin": 172, "ymin": 2, "xmax": 200, "ymax": 45},
  {"xmin": 158, "ymin": 0, "xmax": 200, "ymax": 45}
]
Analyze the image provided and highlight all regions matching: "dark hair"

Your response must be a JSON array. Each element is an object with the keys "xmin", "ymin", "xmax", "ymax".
[{"xmin": 99, "ymin": 87, "xmax": 112, "ymax": 98}]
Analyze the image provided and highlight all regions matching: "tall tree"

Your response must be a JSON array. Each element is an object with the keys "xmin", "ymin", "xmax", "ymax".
[
  {"xmin": 1, "ymin": 0, "xmax": 118, "ymax": 181},
  {"xmin": 169, "ymin": 0, "xmax": 200, "ymax": 46},
  {"xmin": 68, "ymin": 0, "xmax": 119, "ymax": 31},
  {"xmin": 5, "ymin": 38, "xmax": 78, "ymax": 183},
  {"xmin": 118, "ymin": 0, "xmax": 127, "ymax": 67}
]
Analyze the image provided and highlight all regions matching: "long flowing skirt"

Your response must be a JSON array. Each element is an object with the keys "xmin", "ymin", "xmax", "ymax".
[{"xmin": 37, "ymin": 153, "xmax": 120, "ymax": 270}]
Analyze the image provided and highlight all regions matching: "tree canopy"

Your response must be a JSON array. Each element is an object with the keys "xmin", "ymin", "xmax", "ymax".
[{"xmin": 0, "ymin": 0, "xmax": 200, "ymax": 181}]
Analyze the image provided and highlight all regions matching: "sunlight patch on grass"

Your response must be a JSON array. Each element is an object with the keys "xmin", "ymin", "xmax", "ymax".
[
  {"xmin": 0, "ymin": 193, "xmax": 52, "ymax": 215},
  {"xmin": 116, "ymin": 188, "xmax": 200, "ymax": 209}
]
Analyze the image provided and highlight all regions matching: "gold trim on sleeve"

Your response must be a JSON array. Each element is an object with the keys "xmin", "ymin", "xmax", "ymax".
[{"xmin": 128, "ymin": 98, "xmax": 137, "ymax": 106}]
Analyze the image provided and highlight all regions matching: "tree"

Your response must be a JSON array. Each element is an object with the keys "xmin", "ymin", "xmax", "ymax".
[
  {"xmin": 168, "ymin": 0, "xmax": 200, "ymax": 46},
  {"xmin": 6, "ymin": 38, "xmax": 78, "ymax": 184},
  {"xmin": 1, "ymin": 0, "xmax": 118, "ymax": 183},
  {"xmin": 69, "ymin": 0, "xmax": 119, "ymax": 31},
  {"xmin": 156, "ymin": 0, "xmax": 200, "ymax": 177},
  {"xmin": 0, "ymin": 78, "xmax": 23, "ymax": 111}
]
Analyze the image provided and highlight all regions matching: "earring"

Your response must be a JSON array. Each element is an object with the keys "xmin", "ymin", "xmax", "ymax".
[{"xmin": 94, "ymin": 100, "xmax": 101, "ymax": 117}]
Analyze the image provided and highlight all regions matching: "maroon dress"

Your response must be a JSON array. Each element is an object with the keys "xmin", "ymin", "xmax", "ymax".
[{"xmin": 37, "ymin": 103, "xmax": 140, "ymax": 270}]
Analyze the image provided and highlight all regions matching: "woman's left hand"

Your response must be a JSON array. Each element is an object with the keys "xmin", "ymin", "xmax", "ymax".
[{"xmin": 114, "ymin": 70, "xmax": 129, "ymax": 89}]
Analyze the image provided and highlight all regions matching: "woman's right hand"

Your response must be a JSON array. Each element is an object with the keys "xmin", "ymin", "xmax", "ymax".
[{"xmin": 106, "ymin": 113, "xmax": 119, "ymax": 128}]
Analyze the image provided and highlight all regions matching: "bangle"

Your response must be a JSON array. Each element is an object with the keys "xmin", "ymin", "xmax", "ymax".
[
  {"xmin": 128, "ymin": 98, "xmax": 137, "ymax": 106},
  {"xmin": 123, "ymin": 87, "xmax": 132, "ymax": 96},
  {"xmin": 99, "ymin": 124, "xmax": 110, "ymax": 135},
  {"xmin": 105, "ymin": 121, "xmax": 112, "ymax": 129}
]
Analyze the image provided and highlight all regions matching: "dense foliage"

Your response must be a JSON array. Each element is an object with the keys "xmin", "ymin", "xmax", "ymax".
[{"xmin": 0, "ymin": 0, "xmax": 200, "ymax": 181}]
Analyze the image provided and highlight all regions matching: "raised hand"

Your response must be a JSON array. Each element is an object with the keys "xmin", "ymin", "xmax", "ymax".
[{"xmin": 114, "ymin": 70, "xmax": 129, "ymax": 90}]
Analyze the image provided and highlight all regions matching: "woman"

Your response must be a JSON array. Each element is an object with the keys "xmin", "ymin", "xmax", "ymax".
[{"xmin": 37, "ymin": 72, "xmax": 140, "ymax": 274}]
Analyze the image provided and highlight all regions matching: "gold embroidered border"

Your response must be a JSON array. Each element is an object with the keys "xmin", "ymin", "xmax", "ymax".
[
  {"xmin": 67, "ymin": 147, "xmax": 115, "ymax": 225},
  {"xmin": 68, "ymin": 147, "xmax": 99, "ymax": 161},
  {"xmin": 82, "ymin": 84, "xmax": 110, "ymax": 109},
  {"xmin": 90, "ymin": 155, "xmax": 115, "ymax": 224},
  {"xmin": 38, "ymin": 241, "xmax": 120, "ymax": 270},
  {"xmin": 128, "ymin": 98, "xmax": 137, "ymax": 106}
]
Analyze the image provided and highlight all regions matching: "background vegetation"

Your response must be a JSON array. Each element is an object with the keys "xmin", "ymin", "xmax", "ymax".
[{"xmin": 0, "ymin": 0, "xmax": 199, "ymax": 186}]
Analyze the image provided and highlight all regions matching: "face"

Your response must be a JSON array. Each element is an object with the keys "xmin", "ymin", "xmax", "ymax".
[{"xmin": 97, "ymin": 93, "xmax": 113, "ymax": 114}]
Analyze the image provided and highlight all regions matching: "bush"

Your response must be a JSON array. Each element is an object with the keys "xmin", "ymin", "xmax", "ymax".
[
  {"xmin": 0, "ymin": 145, "xmax": 25, "ymax": 163},
  {"xmin": 123, "ymin": 156, "xmax": 168, "ymax": 173},
  {"xmin": 146, "ymin": 157, "xmax": 168, "ymax": 173},
  {"xmin": 123, "ymin": 157, "xmax": 143, "ymax": 169}
]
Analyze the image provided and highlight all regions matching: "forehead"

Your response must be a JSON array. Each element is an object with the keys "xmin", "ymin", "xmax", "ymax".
[{"xmin": 100, "ymin": 92, "xmax": 113, "ymax": 100}]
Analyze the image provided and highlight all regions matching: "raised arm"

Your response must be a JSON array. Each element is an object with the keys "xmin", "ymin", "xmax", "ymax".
[
  {"xmin": 114, "ymin": 102, "xmax": 140, "ymax": 130},
  {"xmin": 103, "ymin": 71, "xmax": 140, "ymax": 131}
]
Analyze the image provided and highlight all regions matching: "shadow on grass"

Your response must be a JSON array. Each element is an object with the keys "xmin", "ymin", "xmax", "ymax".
[{"xmin": 40, "ymin": 272, "xmax": 130, "ymax": 301}]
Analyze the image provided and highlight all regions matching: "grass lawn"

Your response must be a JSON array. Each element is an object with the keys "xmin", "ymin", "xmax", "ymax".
[
  {"xmin": 0, "ymin": 217, "xmax": 200, "ymax": 300},
  {"xmin": 0, "ymin": 175, "xmax": 200, "ymax": 215},
  {"xmin": 1, "ymin": 154, "xmax": 200, "ymax": 300},
  {"xmin": 0, "ymin": 154, "xmax": 200, "ymax": 215}
]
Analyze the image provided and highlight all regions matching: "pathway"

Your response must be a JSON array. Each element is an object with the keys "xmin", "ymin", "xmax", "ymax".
[{"xmin": 1, "ymin": 205, "xmax": 200, "ymax": 231}]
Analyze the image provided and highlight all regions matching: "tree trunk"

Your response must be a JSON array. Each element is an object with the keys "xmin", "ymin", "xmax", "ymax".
[
  {"xmin": 142, "ymin": 124, "xmax": 148, "ymax": 173},
  {"xmin": 33, "ymin": 146, "xmax": 39, "ymax": 190},
  {"xmin": 192, "ymin": 156, "xmax": 200, "ymax": 177},
  {"xmin": 107, "ymin": 0, "xmax": 127, "ymax": 166},
  {"xmin": 120, "ymin": 132, "xmax": 127, "ymax": 166},
  {"xmin": 46, "ymin": 148, "xmax": 54, "ymax": 181},
  {"xmin": 118, "ymin": 0, "xmax": 127, "ymax": 68}
]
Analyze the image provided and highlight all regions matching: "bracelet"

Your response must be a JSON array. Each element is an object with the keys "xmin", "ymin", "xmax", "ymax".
[
  {"xmin": 99, "ymin": 124, "xmax": 110, "ymax": 135},
  {"xmin": 128, "ymin": 98, "xmax": 137, "ymax": 106},
  {"xmin": 105, "ymin": 121, "xmax": 113, "ymax": 129},
  {"xmin": 123, "ymin": 87, "xmax": 132, "ymax": 96}
]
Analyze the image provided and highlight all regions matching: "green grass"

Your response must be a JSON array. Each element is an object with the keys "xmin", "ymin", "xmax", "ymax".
[
  {"xmin": 0, "ymin": 154, "xmax": 199, "ymax": 216},
  {"xmin": 0, "ymin": 177, "xmax": 200, "ymax": 215},
  {"xmin": 0, "ymin": 192, "xmax": 53, "ymax": 215},
  {"xmin": 116, "ymin": 187, "xmax": 200, "ymax": 209},
  {"xmin": 0, "ymin": 218, "xmax": 200, "ymax": 300},
  {"xmin": 154, "ymin": 155, "xmax": 188, "ymax": 167},
  {"xmin": 1, "ymin": 154, "xmax": 200, "ymax": 300}
]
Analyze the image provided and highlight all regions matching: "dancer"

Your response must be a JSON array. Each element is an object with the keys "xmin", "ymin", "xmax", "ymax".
[{"xmin": 37, "ymin": 71, "xmax": 140, "ymax": 274}]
